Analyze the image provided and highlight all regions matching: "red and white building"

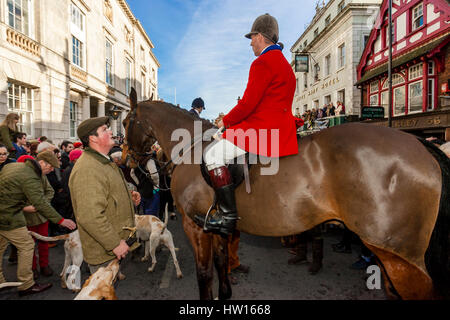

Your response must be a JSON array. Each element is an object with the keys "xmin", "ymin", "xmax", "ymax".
[{"xmin": 356, "ymin": 0, "xmax": 450, "ymax": 140}]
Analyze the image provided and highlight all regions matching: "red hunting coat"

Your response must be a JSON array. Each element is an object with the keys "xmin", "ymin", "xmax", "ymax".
[{"xmin": 222, "ymin": 48, "xmax": 298, "ymax": 157}]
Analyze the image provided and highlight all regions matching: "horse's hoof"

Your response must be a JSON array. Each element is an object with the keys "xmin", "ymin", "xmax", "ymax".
[
  {"xmin": 147, "ymin": 268, "xmax": 154, "ymax": 273},
  {"xmin": 177, "ymin": 273, "xmax": 183, "ymax": 279},
  {"xmin": 141, "ymin": 257, "xmax": 149, "ymax": 262}
]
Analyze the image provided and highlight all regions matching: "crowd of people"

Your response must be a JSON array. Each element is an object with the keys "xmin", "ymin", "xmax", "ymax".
[
  {"xmin": 298, "ymin": 101, "xmax": 345, "ymax": 130},
  {"xmin": 0, "ymin": 112, "xmax": 177, "ymax": 296}
]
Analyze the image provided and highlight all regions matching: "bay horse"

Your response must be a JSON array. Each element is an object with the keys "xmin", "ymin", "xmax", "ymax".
[{"xmin": 122, "ymin": 88, "xmax": 449, "ymax": 300}]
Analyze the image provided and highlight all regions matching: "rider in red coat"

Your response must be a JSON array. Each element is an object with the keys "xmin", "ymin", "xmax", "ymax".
[
  {"xmin": 195, "ymin": 14, "xmax": 298, "ymax": 236},
  {"xmin": 222, "ymin": 45, "xmax": 298, "ymax": 157}
]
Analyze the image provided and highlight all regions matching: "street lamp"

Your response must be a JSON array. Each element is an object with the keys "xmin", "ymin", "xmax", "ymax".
[{"xmin": 109, "ymin": 106, "xmax": 121, "ymax": 120}]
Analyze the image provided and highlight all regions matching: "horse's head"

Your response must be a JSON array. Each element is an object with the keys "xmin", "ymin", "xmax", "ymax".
[{"xmin": 122, "ymin": 88, "xmax": 157, "ymax": 163}]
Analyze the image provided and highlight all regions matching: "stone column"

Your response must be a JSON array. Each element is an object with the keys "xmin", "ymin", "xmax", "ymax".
[
  {"xmin": 98, "ymin": 100, "xmax": 105, "ymax": 117},
  {"xmin": 82, "ymin": 94, "xmax": 90, "ymax": 120},
  {"xmin": 111, "ymin": 118, "xmax": 117, "ymax": 136}
]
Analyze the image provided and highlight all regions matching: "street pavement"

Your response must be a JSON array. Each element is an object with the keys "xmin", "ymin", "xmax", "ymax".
[{"xmin": 0, "ymin": 214, "xmax": 387, "ymax": 300}]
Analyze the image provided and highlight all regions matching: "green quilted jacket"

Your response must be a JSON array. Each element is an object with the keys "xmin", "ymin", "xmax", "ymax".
[
  {"xmin": 0, "ymin": 160, "xmax": 63, "ymax": 231},
  {"xmin": 24, "ymin": 175, "xmax": 55, "ymax": 227}
]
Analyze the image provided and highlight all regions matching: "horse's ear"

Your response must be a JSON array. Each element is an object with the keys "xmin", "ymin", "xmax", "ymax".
[{"xmin": 129, "ymin": 87, "xmax": 137, "ymax": 110}]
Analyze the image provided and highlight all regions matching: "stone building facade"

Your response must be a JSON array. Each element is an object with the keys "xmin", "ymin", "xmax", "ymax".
[
  {"xmin": 0, "ymin": 0, "xmax": 159, "ymax": 143},
  {"xmin": 290, "ymin": 0, "xmax": 382, "ymax": 117}
]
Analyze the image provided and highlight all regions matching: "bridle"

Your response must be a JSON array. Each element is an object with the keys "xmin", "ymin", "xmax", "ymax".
[{"xmin": 125, "ymin": 102, "xmax": 224, "ymax": 189}]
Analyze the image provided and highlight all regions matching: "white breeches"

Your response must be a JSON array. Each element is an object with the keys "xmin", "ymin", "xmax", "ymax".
[{"xmin": 204, "ymin": 139, "xmax": 247, "ymax": 170}]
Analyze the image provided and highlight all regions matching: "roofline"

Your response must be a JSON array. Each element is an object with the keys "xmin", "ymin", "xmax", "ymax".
[
  {"xmin": 290, "ymin": 0, "xmax": 336, "ymax": 51},
  {"xmin": 290, "ymin": 3, "xmax": 379, "ymax": 53},
  {"xmin": 117, "ymin": 0, "xmax": 160, "ymax": 65}
]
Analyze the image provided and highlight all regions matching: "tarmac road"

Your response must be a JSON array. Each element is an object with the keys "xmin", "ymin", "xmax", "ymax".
[{"xmin": 0, "ymin": 213, "xmax": 387, "ymax": 300}]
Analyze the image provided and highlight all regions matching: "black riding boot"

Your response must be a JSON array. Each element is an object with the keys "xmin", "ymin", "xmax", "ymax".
[{"xmin": 194, "ymin": 166, "xmax": 238, "ymax": 236}]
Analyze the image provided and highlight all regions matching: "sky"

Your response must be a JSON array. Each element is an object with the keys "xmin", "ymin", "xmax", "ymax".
[{"xmin": 127, "ymin": 0, "xmax": 318, "ymax": 121}]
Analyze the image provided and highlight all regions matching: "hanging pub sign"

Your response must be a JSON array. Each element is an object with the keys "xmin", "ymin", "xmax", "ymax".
[{"xmin": 295, "ymin": 54, "xmax": 309, "ymax": 73}]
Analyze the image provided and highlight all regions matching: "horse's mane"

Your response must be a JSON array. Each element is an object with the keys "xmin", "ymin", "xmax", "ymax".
[{"xmin": 140, "ymin": 100, "xmax": 216, "ymax": 131}]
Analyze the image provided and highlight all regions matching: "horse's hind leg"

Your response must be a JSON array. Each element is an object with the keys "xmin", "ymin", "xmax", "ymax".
[
  {"xmin": 213, "ymin": 234, "xmax": 232, "ymax": 300},
  {"xmin": 364, "ymin": 243, "xmax": 435, "ymax": 300},
  {"xmin": 182, "ymin": 216, "xmax": 214, "ymax": 300}
]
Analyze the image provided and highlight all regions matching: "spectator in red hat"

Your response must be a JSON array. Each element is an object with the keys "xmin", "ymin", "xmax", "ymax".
[
  {"xmin": 69, "ymin": 149, "xmax": 83, "ymax": 162},
  {"xmin": 73, "ymin": 142, "xmax": 83, "ymax": 149},
  {"xmin": 17, "ymin": 155, "xmax": 35, "ymax": 162}
]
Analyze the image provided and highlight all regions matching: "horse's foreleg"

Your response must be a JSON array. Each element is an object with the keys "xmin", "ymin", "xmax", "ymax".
[
  {"xmin": 182, "ymin": 215, "xmax": 214, "ymax": 300},
  {"xmin": 364, "ymin": 242, "xmax": 436, "ymax": 300},
  {"xmin": 213, "ymin": 234, "xmax": 232, "ymax": 300}
]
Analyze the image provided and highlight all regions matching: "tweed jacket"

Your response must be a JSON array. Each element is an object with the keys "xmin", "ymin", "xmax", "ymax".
[
  {"xmin": 0, "ymin": 160, "xmax": 63, "ymax": 231},
  {"xmin": 69, "ymin": 147, "xmax": 137, "ymax": 265}
]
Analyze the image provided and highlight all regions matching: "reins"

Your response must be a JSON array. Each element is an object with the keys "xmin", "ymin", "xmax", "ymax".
[{"xmin": 126, "ymin": 103, "xmax": 224, "ymax": 192}]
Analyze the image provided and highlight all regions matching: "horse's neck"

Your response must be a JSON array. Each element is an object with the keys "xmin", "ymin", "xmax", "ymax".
[{"xmin": 149, "ymin": 107, "xmax": 205, "ymax": 162}]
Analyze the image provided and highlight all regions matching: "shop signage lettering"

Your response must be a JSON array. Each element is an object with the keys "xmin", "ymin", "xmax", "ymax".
[
  {"xmin": 427, "ymin": 117, "xmax": 441, "ymax": 125},
  {"xmin": 299, "ymin": 77, "xmax": 340, "ymax": 98},
  {"xmin": 393, "ymin": 119, "xmax": 418, "ymax": 128},
  {"xmin": 392, "ymin": 116, "xmax": 443, "ymax": 129}
]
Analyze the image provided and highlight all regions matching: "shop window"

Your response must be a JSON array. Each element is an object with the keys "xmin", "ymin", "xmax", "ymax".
[
  {"xmin": 370, "ymin": 94, "xmax": 378, "ymax": 106},
  {"xmin": 427, "ymin": 78, "xmax": 434, "ymax": 111},
  {"xmin": 381, "ymin": 91, "xmax": 389, "ymax": 118},
  {"xmin": 382, "ymin": 73, "xmax": 405, "ymax": 89},
  {"xmin": 408, "ymin": 81, "xmax": 422, "ymax": 113},
  {"xmin": 428, "ymin": 61, "xmax": 435, "ymax": 75},
  {"xmin": 409, "ymin": 63, "xmax": 423, "ymax": 80},
  {"xmin": 370, "ymin": 80, "xmax": 378, "ymax": 93},
  {"xmin": 393, "ymin": 86, "xmax": 405, "ymax": 115}
]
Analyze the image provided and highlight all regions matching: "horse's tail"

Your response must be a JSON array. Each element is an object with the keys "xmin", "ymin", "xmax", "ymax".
[{"xmin": 419, "ymin": 138, "xmax": 450, "ymax": 299}]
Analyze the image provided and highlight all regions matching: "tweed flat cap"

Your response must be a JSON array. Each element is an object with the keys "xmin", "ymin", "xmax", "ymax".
[
  {"xmin": 245, "ymin": 13, "xmax": 279, "ymax": 44},
  {"xmin": 77, "ymin": 116, "xmax": 110, "ymax": 141},
  {"xmin": 37, "ymin": 150, "xmax": 60, "ymax": 168}
]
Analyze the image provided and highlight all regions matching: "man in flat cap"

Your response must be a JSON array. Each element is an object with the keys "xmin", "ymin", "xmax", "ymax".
[
  {"xmin": 69, "ymin": 117, "xmax": 140, "ymax": 276},
  {"xmin": 196, "ymin": 14, "xmax": 298, "ymax": 236},
  {"xmin": 189, "ymin": 97, "xmax": 205, "ymax": 118},
  {"xmin": 0, "ymin": 151, "xmax": 76, "ymax": 297}
]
